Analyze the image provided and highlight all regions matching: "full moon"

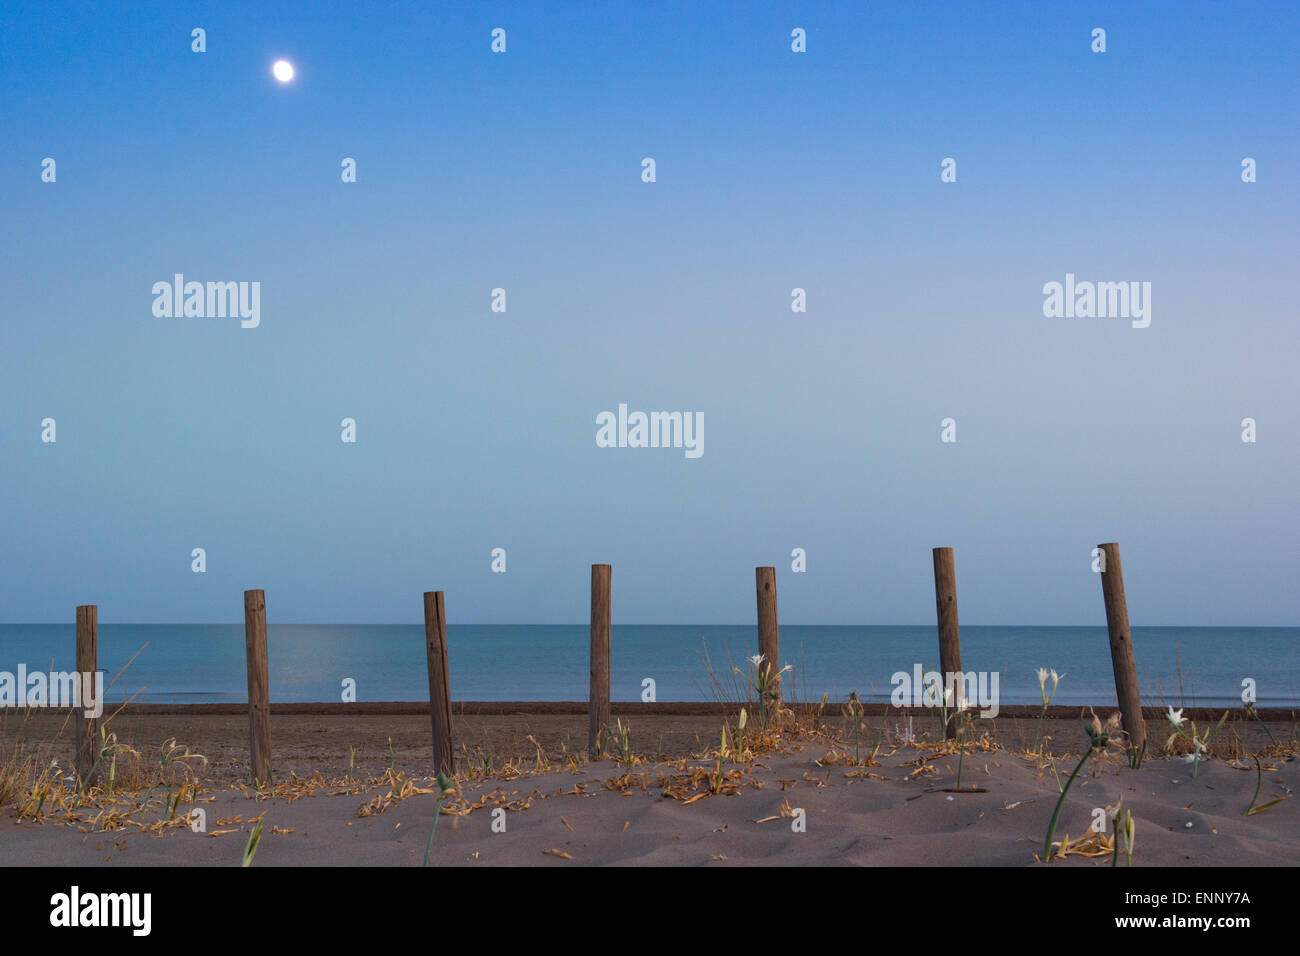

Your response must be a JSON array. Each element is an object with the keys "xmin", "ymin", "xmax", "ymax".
[{"xmin": 272, "ymin": 59, "xmax": 295, "ymax": 83}]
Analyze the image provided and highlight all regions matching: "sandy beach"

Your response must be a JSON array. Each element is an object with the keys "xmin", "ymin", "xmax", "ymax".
[{"xmin": 2, "ymin": 706, "xmax": 1294, "ymax": 867}]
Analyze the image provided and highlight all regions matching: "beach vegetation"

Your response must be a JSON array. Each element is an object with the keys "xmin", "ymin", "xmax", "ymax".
[
  {"xmin": 1033, "ymin": 668, "xmax": 1062, "ymax": 766},
  {"xmin": 1164, "ymin": 706, "xmax": 1228, "ymax": 778},
  {"xmin": 1244, "ymin": 756, "xmax": 1290, "ymax": 816},
  {"xmin": 1041, "ymin": 709, "xmax": 1122, "ymax": 862},
  {"xmin": 241, "ymin": 818, "xmax": 263, "ymax": 866},
  {"xmin": 421, "ymin": 771, "xmax": 457, "ymax": 867}
]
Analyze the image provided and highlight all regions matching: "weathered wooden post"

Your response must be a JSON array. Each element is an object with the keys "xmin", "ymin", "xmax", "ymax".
[
  {"xmin": 74, "ymin": 605, "xmax": 100, "ymax": 786},
  {"xmin": 423, "ymin": 590, "xmax": 454, "ymax": 775},
  {"xmin": 243, "ymin": 589, "xmax": 272, "ymax": 784},
  {"xmin": 931, "ymin": 547, "xmax": 962, "ymax": 738},
  {"xmin": 589, "ymin": 564, "xmax": 611, "ymax": 757},
  {"xmin": 1097, "ymin": 542, "xmax": 1144, "ymax": 752},
  {"xmin": 755, "ymin": 567, "xmax": 781, "ymax": 704}
]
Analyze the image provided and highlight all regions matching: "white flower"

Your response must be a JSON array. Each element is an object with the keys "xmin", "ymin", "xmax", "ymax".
[
  {"xmin": 1166, "ymin": 706, "xmax": 1185, "ymax": 728},
  {"xmin": 1038, "ymin": 668, "xmax": 1062, "ymax": 706},
  {"xmin": 1182, "ymin": 740, "xmax": 1206, "ymax": 764},
  {"xmin": 749, "ymin": 654, "xmax": 765, "ymax": 668}
]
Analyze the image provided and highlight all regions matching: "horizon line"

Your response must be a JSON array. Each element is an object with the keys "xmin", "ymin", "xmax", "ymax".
[{"xmin": 3, "ymin": 621, "xmax": 1297, "ymax": 629}]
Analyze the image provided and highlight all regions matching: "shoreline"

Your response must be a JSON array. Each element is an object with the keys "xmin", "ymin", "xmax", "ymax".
[
  {"xmin": 3, "ymin": 701, "xmax": 1294, "ymax": 719},
  {"xmin": 4, "ymin": 708, "xmax": 1292, "ymax": 782}
]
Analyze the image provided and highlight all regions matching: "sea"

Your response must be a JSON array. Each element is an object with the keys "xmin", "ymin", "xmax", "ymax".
[{"xmin": 0, "ymin": 624, "xmax": 1295, "ymax": 709}]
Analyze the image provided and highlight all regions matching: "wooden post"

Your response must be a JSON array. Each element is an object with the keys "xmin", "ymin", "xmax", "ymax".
[
  {"xmin": 74, "ymin": 605, "xmax": 99, "ymax": 786},
  {"xmin": 589, "ymin": 564, "xmax": 611, "ymax": 757},
  {"xmin": 423, "ymin": 590, "xmax": 454, "ymax": 775},
  {"xmin": 1098, "ymin": 542, "xmax": 1144, "ymax": 752},
  {"xmin": 243, "ymin": 589, "xmax": 272, "ymax": 785},
  {"xmin": 932, "ymin": 547, "xmax": 962, "ymax": 739},
  {"xmin": 755, "ymin": 567, "xmax": 781, "ymax": 703}
]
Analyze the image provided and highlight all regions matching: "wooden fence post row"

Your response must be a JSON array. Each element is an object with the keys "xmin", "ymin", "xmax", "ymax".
[
  {"xmin": 928, "ymin": 544, "xmax": 1143, "ymax": 746},
  {"xmin": 76, "ymin": 546, "xmax": 1145, "ymax": 781}
]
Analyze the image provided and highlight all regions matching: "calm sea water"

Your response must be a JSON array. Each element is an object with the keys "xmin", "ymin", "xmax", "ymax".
[{"xmin": 0, "ymin": 624, "xmax": 1295, "ymax": 708}]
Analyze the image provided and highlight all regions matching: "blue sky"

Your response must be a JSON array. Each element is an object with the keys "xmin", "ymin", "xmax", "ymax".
[{"xmin": 1, "ymin": 1, "xmax": 1296, "ymax": 625}]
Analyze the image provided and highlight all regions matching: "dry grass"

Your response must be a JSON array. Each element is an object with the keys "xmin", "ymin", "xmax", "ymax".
[{"xmin": 0, "ymin": 708, "xmax": 73, "ymax": 807}]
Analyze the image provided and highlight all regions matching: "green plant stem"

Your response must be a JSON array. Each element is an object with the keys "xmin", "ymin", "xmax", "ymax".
[
  {"xmin": 422, "ymin": 796, "xmax": 448, "ymax": 867},
  {"xmin": 242, "ymin": 818, "xmax": 263, "ymax": 867},
  {"xmin": 1248, "ymin": 708, "xmax": 1279, "ymax": 747},
  {"xmin": 1042, "ymin": 749, "xmax": 1092, "ymax": 862},
  {"xmin": 1033, "ymin": 706, "xmax": 1048, "ymax": 766},
  {"xmin": 955, "ymin": 717, "xmax": 969, "ymax": 788}
]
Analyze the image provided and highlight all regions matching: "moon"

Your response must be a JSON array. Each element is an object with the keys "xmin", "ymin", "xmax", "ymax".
[{"xmin": 272, "ymin": 59, "xmax": 295, "ymax": 83}]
